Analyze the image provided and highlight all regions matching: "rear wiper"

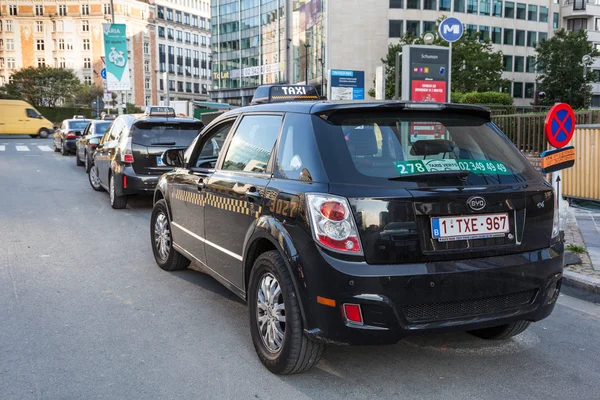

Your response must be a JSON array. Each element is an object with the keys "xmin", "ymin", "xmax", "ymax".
[
  {"xmin": 388, "ymin": 171, "xmax": 469, "ymax": 181},
  {"xmin": 151, "ymin": 142, "xmax": 177, "ymax": 146}
]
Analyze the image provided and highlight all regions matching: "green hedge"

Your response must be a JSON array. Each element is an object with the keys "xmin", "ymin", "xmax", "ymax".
[
  {"xmin": 37, "ymin": 107, "xmax": 95, "ymax": 125},
  {"xmin": 460, "ymin": 92, "xmax": 514, "ymax": 106}
]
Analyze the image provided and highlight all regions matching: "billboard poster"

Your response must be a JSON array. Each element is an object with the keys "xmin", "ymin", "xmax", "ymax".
[
  {"xmin": 411, "ymin": 81, "xmax": 447, "ymax": 102},
  {"xmin": 103, "ymin": 24, "xmax": 131, "ymax": 91},
  {"xmin": 330, "ymin": 70, "xmax": 365, "ymax": 100}
]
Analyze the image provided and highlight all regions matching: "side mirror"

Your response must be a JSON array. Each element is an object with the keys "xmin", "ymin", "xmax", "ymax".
[
  {"xmin": 75, "ymin": 131, "xmax": 82, "ymax": 136},
  {"xmin": 162, "ymin": 148, "xmax": 185, "ymax": 167}
]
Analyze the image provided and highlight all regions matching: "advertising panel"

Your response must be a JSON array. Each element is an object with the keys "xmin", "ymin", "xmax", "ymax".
[
  {"xmin": 103, "ymin": 24, "xmax": 131, "ymax": 91},
  {"xmin": 330, "ymin": 70, "xmax": 365, "ymax": 100},
  {"xmin": 401, "ymin": 45, "xmax": 450, "ymax": 103}
]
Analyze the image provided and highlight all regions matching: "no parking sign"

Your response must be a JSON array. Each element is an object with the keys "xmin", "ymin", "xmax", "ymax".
[{"xmin": 541, "ymin": 103, "xmax": 576, "ymax": 173}]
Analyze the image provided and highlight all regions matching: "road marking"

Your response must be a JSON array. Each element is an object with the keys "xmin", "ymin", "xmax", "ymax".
[
  {"xmin": 0, "ymin": 146, "xmax": 4, "ymax": 152},
  {"xmin": 16, "ymin": 146, "xmax": 30, "ymax": 152},
  {"xmin": 31, "ymin": 143, "xmax": 38, "ymax": 145},
  {"xmin": 38, "ymin": 146, "xmax": 53, "ymax": 152}
]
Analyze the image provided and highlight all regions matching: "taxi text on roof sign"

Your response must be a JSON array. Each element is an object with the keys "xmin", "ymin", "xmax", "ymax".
[{"xmin": 251, "ymin": 85, "xmax": 320, "ymax": 105}]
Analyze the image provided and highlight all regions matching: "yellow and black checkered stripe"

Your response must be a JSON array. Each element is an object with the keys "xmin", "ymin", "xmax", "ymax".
[
  {"xmin": 271, "ymin": 95, "xmax": 319, "ymax": 100},
  {"xmin": 173, "ymin": 189, "xmax": 262, "ymax": 219}
]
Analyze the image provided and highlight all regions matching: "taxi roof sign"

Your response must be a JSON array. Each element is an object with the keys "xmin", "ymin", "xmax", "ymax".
[
  {"xmin": 145, "ymin": 106, "xmax": 176, "ymax": 117},
  {"xmin": 251, "ymin": 85, "xmax": 320, "ymax": 105}
]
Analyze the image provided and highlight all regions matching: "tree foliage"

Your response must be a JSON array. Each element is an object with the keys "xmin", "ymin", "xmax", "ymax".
[
  {"xmin": 369, "ymin": 25, "xmax": 506, "ymax": 99},
  {"xmin": 72, "ymin": 84, "xmax": 104, "ymax": 107},
  {"xmin": 535, "ymin": 28, "xmax": 598, "ymax": 108},
  {"xmin": 0, "ymin": 66, "xmax": 81, "ymax": 107}
]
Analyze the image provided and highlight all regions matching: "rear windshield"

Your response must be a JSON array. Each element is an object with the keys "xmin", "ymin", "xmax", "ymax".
[
  {"xmin": 312, "ymin": 111, "xmax": 540, "ymax": 186},
  {"xmin": 131, "ymin": 122, "xmax": 203, "ymax": 147},
  {"xmin": 95, "ymin": 122, "xmax": 112, "ymax": 135},
  {"xmin": 68, "ymin": 120, "xmax": 91, "ymax": 130}
]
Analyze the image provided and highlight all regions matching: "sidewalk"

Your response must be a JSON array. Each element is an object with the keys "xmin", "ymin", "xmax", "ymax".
[{"xmin": 561, "ymin": 203, "xmax": 600, "ymax": 303}]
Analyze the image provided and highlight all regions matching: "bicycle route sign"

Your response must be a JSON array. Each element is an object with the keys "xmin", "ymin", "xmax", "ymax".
[{"xmin": 544, "ymin": 103, "xmax": 575, "ymax": 148}]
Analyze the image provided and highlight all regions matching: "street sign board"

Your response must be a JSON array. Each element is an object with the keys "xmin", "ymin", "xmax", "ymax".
[
  {"xmin": 402, "ymin": 45, "xmax": 450, "ymax": 103},
  {"xmin": 329, "ymin": 70, "xmax": 365, "ymax": 100},
  {"xmin": 544, "ymin": 103, "xmax": 575, "ymax": 148},
  {"xmin": 541, "ymin": 146, "xmax": 576, "ymax": 173},
  {"xmin": 438, "ymin": 17, "xmax": 464, "ymax": 43},
  {"xmin": 91, "ymin": 99, "xmax": 105, "ymax": 110},
  {"xmin": 100, "ymin": 68, "xmax": 107, "ymax": 79},
  {"xmin": 102, "ymin": 23, "xmax": 131, "ymax": 91}
]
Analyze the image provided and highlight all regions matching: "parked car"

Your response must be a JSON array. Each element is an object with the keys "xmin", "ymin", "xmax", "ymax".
[
  {"xmin": 150, "ymin": 84, "xmax": 564, "ymax": 374},
  {"xmin": 53, "ymin": 118, "xmax": 93, "ymax": 156},
  {"xmin": 76, "ymin": 120, "xmax": 113, "ymax": 171},
  {"xmin": 0, "ymin": 100, "xmax": 53, "ymax": 138},
  {"xmin": 88, "ymin": 111, "xmax": 204, "ymax": 209}
]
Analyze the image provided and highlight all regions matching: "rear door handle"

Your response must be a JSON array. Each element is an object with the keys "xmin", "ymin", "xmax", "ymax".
[
  {"xmin": 197, "ymin": 179, "xmax": 206, "ymax": 191},
  {"xmin": 245, "ymin": 186, "xmax": 261, "ymax": 203}
]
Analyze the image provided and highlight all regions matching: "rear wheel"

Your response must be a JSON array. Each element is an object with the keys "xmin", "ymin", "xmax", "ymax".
[
  {"xmin": 109, "ymin": 174, "xmax": 128, "ymax": 209},
  {"xmin": 151, "ymin": 200, "xmax": 190, "ymax": 271},
  {"xmin": 61, "ymin": 141, "xmax": 69, "ymax": 156},
  {"xmin": 76, "ymin": 150, "xmax": 84, "ymax": 166},
  {"xmin": 88, "ymin": 164, "xmax": 104, "ymax": 192},
  {"xmin": 249, "ymin": 251, "xmax": 324, "ymax": 375},
  {"xmin": 38, "ymin": 129, "xmax": 49, "ymax": 139},
  {"xmin": 469, "ymin": 320, "xmax": 532, "ymax": 340},
  {"xmin": 53, "ymin": 139, "xmax": 60, "ymax": 152}
]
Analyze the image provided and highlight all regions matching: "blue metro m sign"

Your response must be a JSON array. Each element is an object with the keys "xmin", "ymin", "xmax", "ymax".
[{"xmin": 438, "ymin": 17, "xmax": 464, "ymax": 43}]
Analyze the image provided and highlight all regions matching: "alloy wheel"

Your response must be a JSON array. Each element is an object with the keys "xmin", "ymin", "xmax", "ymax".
[
  {"xmin": 256, "ymin": 273, "xmax": 286, "ymax": 353},
  {"xmin": 154, "ymin": 212, "xmax": 171, "ymax": 261},
  {"xmin": 90, "ymin": 167, "xmax": 101, "ymax": 188}
]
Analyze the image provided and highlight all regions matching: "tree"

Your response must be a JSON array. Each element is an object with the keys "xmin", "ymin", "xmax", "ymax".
[
  {"xmin": 535, "ymin": 28, "xmax": 598, "ymax": 108},
  {"xmin": 72, "ymin": 84, "xmax": 104, "ymax": 107},
  {"xmin": 369, "ymin": 27, "xmax": 506, "ymax": 99},
  {"xmin": 0, "ymin": 66, "xmax": 81, "ymax": 107}
]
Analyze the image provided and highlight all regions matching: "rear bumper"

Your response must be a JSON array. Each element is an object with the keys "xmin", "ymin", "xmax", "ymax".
[
  {"xmin": 64, "ymin": 139, "xmax": 77, "ymax": 151},
  {"xmin": 298, "ymin": 241, "xmax": 564, "ymax": 345},
  {"xmin": 115, "ymin": 168, "xmax": 161, "ymax": 196}
]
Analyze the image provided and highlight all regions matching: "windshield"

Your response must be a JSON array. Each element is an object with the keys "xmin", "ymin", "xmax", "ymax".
[
  {"xmin": 95, "ymin": 122, "xmax": 112, "ymax": 135},
  {"xmin": 131, "ymin": 122, "xmax": 203, "ymax": 147},
  {"xmin": 68, "ymin": 120, "xmax": 91, "ymax": 130},
  {"xmin": 312, "ymin": 111, "xmax": 540, "ymax": 186}
]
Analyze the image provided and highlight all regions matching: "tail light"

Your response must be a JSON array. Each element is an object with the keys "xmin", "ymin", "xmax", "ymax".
[
  {"xmin": 120, "ymin": 137, "xmax": 134, "ymax": 163},
  {"xmin": 66, "ymin": 131, "xmax": 77, "ymax": 139},
  {"xmin": 306, "ymin": 193, "xmax": 363, "ymax": 254}
]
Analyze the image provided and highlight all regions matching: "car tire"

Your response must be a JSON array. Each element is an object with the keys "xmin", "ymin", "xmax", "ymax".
[
  {"xmin": 151, "ymin": 199, "xmax": 190, "ymax": 272},
  {"xmin": 53, "ymin": 140, "xmax": 60, "ymax": 152},
  {"xmin": 84, "ymin": 152, "xmax": 92, "ymax": 173},
  {"xmin": 469, "ymin": 320, "xmax": 532, "ymax": 340},
  {"xmin": 248, "ymin": 250, "xmax": 324, "ymax": 375},
  {"xmin": 61, "ymin": 141, "xmax": 69, "ymax": 156},
  {"xmin": 109, "ymin": 174, "xmax": 128, "ymax": 209},
  {"xmin": 76, "ymin": 151, "xmax": 84, "ymax": 166},
  {"xmin": 38, "ymin": 129, "xmax": 49, "ymax": 139},
  {"xmin": 88, "ymin": 164, "xmax": 104, "ymax": 192}
]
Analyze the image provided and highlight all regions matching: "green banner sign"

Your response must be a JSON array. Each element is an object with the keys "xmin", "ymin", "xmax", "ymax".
[
  {"xmin": 103, "ymin": 23, "xmax": 131, "ymax": 91},
  {"xmin": 394, "ymin": 159, "xmax": 511, "ymax": 175}
]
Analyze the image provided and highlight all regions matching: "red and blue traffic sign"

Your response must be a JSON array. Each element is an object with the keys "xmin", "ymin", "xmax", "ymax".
[{"xmin": 544, "ymin": 103, "xmax": 575, "ymax": 148}]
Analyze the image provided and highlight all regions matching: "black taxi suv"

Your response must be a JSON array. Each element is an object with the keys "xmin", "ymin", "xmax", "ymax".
[
  {"xmin": 150, "ymin": 85, "xmax": 563, "ymax": 375},
  {"xmin": 88, "ymin": 107, "xmax": 203, "ymax": 209}
]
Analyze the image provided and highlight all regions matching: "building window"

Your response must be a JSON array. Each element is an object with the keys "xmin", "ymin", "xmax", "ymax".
[
  {"xmin": 192, "ymin": 16, "xmax": 198, "ymax": 27},
  {"xmin": 525, "ymin": 83, "xmax": 535, "ymax": 99},
  {"xmin": 479, "ymin": 26, "xmax": 490, "ymax": 41},
  {"xmin": 84, "ymin": 76, "xmax": 92, "ymax": 85},
  {"xmin": 389, "ymin": 20, "xmax": 403, "ymax": 38},
  {"xmin": 145, "ymin": 60, "xmax": 150, "ymax": 73},
  {"xmin": 539, "ymin": 6, "xmax": 548, "ymax": 23},
  {"xmin": 516, "ymin": 3, "xmax": 525, "ymax": 19},
  {"xmin": 59, "ymin": 5, "xmax": 67, "ymax": 16},
  {"xmin": 527, "ymin": 31, "xmax": 537, "ymax": 47},
  {"xmin": 194, "ymin": 83, "xmax": 200, "ymax": 93},
  {"xmin": 159, "ymin": 79, "xmax": 164, "ymax": 90},
  {"xmin": 82, "ymin": 4, "xmax": 89, "ymax": 15},
  {"xmin": 177, "ymin": 81, "xmax": 183, "ymax": 92},
  {"xmin": 84, "ymin": 58, "xmax": 91, "ymax": 69},
  {"xmin": 176, "ymin": 31, "xmax": 183, "ymax": 42},
  {"xmin": 503, "ymin": 55, "xmax": 513, "ymax": 72},
  {"xmin": 104, "ymin": 4, "xmax": 112, "ymax": 15},
  {"xmin": 527, "ymin": 5, "xmax": 537, "ymax": 21},
  {"xmin": 35, "ymin": 5, "xmax": 44, "ymax": 16},
  {"xmin": 185, "ymin": 32, "xmax": 191, "ymax": 43},
  {"xmin": 480, "ymin": 0, "xmax": 490, "ymax": 15},
  {"xmin": 167, "ymin": 8, "xmax": 173, "ymax": 21},
  {"xmin": 159, "ymin": 27, "xmax": 165, "ymax": 38},
  {"xmin": 406, "ymin": 20, "xmax": 420, "ymax": 37},
  {"xmin": 424, "ymin": 21, "xmax": 436, "ymax": 33},
  {"xmin": 54, "ymin": 20, "xmax": 64, "ymax": 32},
  {"xmin": 176, "ymin": 11, "xmax": 182, "ymax": 23},
  {"xmin": 184, "ymin": 13, "xmax": 190, "ymax": 25},
  {"xmin": 515, "ymin": 30, "xmax": 525, "ymax": 46},
  {"xmin": 454, "ymin": 0, "xmax": 465, "ymax": 12},
  {"xmin": 6, "ymin": 20, "xmax": 13, "ymax": 32},
  {"xmin": 83, "ymin": 39, "xmax": 90, "ymax": 50},
  {"xmin": 0, "ymin": 40, "xmax": 3, "ymax": 50},
  {"xmin": 9, "ymin": 5, "xmax": 18, "ymax": 16},
  {"xmin": 36, "ymin": 40, "xmax": 45, "ymax": 51},
  {"xmin": 407, "ymin": 0, "xmax": 420, "ymax": 9},
  {"xmin": 7, "ymin": 58, "xmax": 16, "ymax": 69},
  {"xmin": 504, "ymin": 1, "xmax": 514, "ymax": 17},
  {"xmin": 492, "ymin": 0, "xmax": 502, "ymax": 16},
  {"xmin": 158, "ymin": 6, "xmax": 164, "ymax": 19},
  {"xmin": 193, "ymin": 34, "xmax": 199, "ymax": 45},
  {"xmin": 37, "ymin": 58, "xmax": 45, "ymax": 68},
  {"xmin": 202, "ymin": 84, "xmax": 208, "ymax": 94},
  {"xmin": 35, "ymin": 21, "xmax": 44, "ymax": 33},
  {"xmin": 145, "ymin": 78, "xmax": 151, "ymax": 90},
  {"xmin": 553, "ymin": 13, "xmax": 559, "ymax": 29},
  {"xmin": 526, "ymin": 56, "xmax": 536, "ymax": 73},
  {"xmin": 66, "ymin": 40, "xmax": 73, "ymax": 50},
  {"xmin": 144, "ymin": 42, "xmax": 150, "ymax": 55},
  {"xmin": 567, "ymin": 19, "xmax": 587, "ymax": 31},
  {"xmin": 514, "ymin": 56, "xmax": 524, "ymax": 72},
  {"xmin": 492, "ymin": 27, "xmax": 502, "ymax": 44},
  {"xmin": 0, "ymin": 58, "xmax": 4, "ymax": 68},
  {"xmin": 58, "ymin": 39, "xmax": 65, "ymax": 50},
  {"xmin": 82, "ymin": 21, "xmax": 89, "ymax": 32},
  {"xmin": 201, "ymin": 36, "xmax": 207, "ymax": 46},
  {"xmin": 6, "ymin": 39, "xmax": 15, "ymax": 51},
  {"xmin": 467, "ymin": 0, "xmax": 478, "ymax": 13},
  {"xmin": 186, "ymin": 82, "xmax": 192, "ymax": 93},
  {"xmin": 513, "ymin": 82, "xmax": 523, "ymax": 98},
  {"xmin": 145, "ymin": 96, "xmax": 151, "ymax": 106},
  {"xmin": 390, "ymin": 0, "xmax": 403, "ymax": 7},
  {"xmin": 424, "ymin": 0, "xmax": 436, "ymax": 10},
  {"xmin": 168, "ymin": 29, "xmax": 174, "ymax": 40},
  {"xmin": 66, "ymin": 59, "xmax": 74, "ymax": 68},
  {"xmin": 439, "ymin": 0, "xmax": 451, "ymax": 11},
  {"xmin": 539, "ymin": 32, "xmax": 547, "ymax": 42}
]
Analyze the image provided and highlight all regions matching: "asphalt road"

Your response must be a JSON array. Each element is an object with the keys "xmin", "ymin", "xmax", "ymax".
[{"xmin": 1, "ymin": 135, "xmax": 600, "ymax": 400}]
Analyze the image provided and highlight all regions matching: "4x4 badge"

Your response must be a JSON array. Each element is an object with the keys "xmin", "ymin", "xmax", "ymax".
[{"xmin": 467, "ymin": 196, "xmax": 486, "ymax": 211}]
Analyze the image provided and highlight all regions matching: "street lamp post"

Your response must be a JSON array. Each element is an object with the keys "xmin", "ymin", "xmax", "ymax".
[{"xmin": 304, "ymin": 43, "xmax": 311, "ymax": 84}]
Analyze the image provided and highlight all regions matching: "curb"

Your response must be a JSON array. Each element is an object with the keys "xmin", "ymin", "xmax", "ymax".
[{"xmin": 561, "ymin": 270, "xmax": 600, "ymax": 304}]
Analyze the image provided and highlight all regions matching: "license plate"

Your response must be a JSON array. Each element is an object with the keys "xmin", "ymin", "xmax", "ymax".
[
  {"xmin": 157, "ymin": 156, "xmax": 165, "ymax": 166},
  {"xmin": 431, "ymin": 213, "xmax": 510, "ymax": 242}
]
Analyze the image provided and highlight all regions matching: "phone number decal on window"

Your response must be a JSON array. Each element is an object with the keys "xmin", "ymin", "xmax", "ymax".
[{"xmin": 394, "ymin": 159, "xmax": 511, "ymax": 175}]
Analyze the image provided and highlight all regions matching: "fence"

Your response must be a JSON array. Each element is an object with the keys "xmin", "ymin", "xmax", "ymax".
[
  {"xmin": 492, "ymin": 111, "xmax": 600, "ymax": 155},
  {"xmin": 562, "ymin": 126, "xmax": 600, "ymax": 201}
]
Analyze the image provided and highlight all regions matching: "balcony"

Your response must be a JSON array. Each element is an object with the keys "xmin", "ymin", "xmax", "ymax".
[{"xmin": 563, "ymin": 0, "xmax": 600, "ymax": 17}]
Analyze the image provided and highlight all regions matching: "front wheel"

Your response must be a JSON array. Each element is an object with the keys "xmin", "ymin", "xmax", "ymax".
[
  {"xmin": 38, "ymin": 129, "xmax": 49, "ymax": 139},
  {"xmin": 76, "ymin": 150, "xmax": 84, "ymax": 166},
  {"xmin": 88, "ymin": 164, "xmax": 104, "ymax": 192},
  {"xmin": 151, "ymin": 200, "xmax": 190, "ymax": 271},
  {"xmin": 248, "ymin": 251, "xmax": 324, "ymax": 375},
  {"xmin": 469, "ymin": 320, "xmax": 532, "ymax": 340},
  {"xmin": 109, "ymin": 174, "xmax": 128, "ymax": 209}
]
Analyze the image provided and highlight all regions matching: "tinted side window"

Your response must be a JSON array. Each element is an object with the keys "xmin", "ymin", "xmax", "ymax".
[
  {"xmin": 26, "ymin": 109, "xmax": 40, "ymax": 118},
  {"xmin": 187, "ymin": 119, "xmax": 235, "ymax": 168},
  {"xmin": 275, "ymin": 113, "xmax": 326, "ymax": 182},
  {"xmin": 222, "ymin": 115, "xmax": 282, "ymax": 173}
]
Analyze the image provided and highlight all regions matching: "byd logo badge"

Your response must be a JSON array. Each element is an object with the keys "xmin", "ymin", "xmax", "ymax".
[{"xmin": 467, "ymin": 196, "xmax": 486, "ymax": 211}]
